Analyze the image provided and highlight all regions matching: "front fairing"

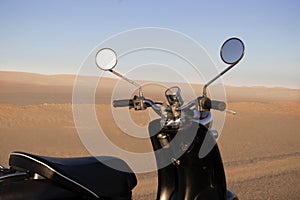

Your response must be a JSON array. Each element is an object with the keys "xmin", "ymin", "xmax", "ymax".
[{"xmin": 149, "ymin": 119, "xmax": 227, "ymax": 200}]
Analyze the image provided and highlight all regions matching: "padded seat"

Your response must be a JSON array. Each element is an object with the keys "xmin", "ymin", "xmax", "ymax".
[{"xmin": 9, "ymin": 151, "xmax": 137, "ymax": 198}]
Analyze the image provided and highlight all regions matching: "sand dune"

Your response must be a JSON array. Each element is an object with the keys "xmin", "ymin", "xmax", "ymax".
[
  {"xmin": 0, "ymin": 71, "xmax": 300, "ymax": 199},
  {"xmin": 1, "ymin": 71, "xmax": 299, "ymax": 105}
]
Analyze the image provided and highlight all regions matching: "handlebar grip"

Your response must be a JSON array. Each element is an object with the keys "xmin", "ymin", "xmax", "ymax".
[
  {"xmin": 202, "ymin": 99, "xmax": 226, "ymax": 111},
  {"xmin": 210, "ymin": 100, "xmax": 226, "ymax": 111},
  {"xmin": 113, "ymin": 99, "xmax": 134, "ymax": 107}
]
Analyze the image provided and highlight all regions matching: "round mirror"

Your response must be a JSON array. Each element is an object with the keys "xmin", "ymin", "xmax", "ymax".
[
  {"xmin": 95, "ymin": 48, "xmax": 118, "ymax": 71},
  {"xmin": 220, "ymin": 38, "xmax": 245, "ymax": 64}
]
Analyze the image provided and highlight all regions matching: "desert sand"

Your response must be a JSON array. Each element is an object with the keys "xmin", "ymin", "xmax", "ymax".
[{"xmin": 0, "ymin": 71, "xmax": 299, "ymax": 199}]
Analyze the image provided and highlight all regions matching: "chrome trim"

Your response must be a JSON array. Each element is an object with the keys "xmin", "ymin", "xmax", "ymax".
[
  {"xmin": 208, "ymin": 129, "xmax": 219, "ymax": 139},
  {"xmin": 0, "ymin": 172, "xmax": 27, "ymax": 180},
  {"xmin": 192, "ymin": 109, "xmax": 201, "ymax": 119},
  {"xmin": 226, "ymin": 109, "xmax": 237, "ymax": 115},
  {"xmin": 144, "ymin": 99, "xmax": 162, "ymax": 115},
  {"xmin": 33, "ymin": 173, "xmax": 45, "ymax": 179},
  {"xmin": 190, "ymin": 112, "xmax": 212, "ymax": 126},
  {"xmin": 10, "ymin": 152, "xmax": 99, "ymax": 198},
  {"xmin": 165, "ymin": 86, "xmax": 185, "ymax": 106},
  {"xmin": 178, "ymin": 99, "xmax": 197, "ymax": 110}
]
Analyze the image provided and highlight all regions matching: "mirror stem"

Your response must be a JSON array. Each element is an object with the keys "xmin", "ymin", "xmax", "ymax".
[
  {"xmin": 109, "ymin": 69, "xmax": 144, "ymax": 97},
  {"xmin": 203, "ymin": 62, "xmax": 237, "ymax": 96}
]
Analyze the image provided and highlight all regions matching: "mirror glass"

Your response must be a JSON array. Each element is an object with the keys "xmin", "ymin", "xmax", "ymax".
[
  {"xmin": 220, "ymin": 38, "xmax": 244, "ymax": 64},
  {"xmin": 95, "ymin": 48, "xmax": 117, "ymax": 71}
]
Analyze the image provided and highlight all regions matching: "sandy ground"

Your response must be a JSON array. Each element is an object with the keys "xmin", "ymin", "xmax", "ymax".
[{"xmin": 0, "ymin": 72, "xmax": 300, "ymax": 199}]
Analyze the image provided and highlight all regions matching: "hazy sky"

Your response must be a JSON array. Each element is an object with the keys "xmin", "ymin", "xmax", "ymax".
[{"xmin": 0, "ymin": 0, "xmax": 299, "ymax": 88}]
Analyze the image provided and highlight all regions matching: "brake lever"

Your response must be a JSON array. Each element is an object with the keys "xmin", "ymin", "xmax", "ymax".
[{"xmin": 226, "ymin": 109, "xmax": 237, "ymax": 115}]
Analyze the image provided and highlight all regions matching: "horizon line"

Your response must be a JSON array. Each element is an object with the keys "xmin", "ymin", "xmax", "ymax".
[{"xmin": 1, "ymin": 69, "xmax": 299, "ymax": 90}]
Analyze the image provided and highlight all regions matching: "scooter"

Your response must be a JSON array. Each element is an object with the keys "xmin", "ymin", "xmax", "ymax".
[{"xmin": 0, "ymin": 37, "xmax": 244, "ymax": 199}]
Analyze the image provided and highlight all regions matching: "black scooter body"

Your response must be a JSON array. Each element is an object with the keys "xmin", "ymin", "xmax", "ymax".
[
  {"xmin": 0, "ymin": 179, "xmax": 82, "ymax": 200},
  {"xmin": 149, "ymin": 119, "xmax": 228, "ymax": 200},
  {"xmin": 0, "ymin": 154, "xmax": 137, "ymax": 199}
]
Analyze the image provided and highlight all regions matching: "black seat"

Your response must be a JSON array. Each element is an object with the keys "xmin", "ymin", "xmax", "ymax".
[{"xmin": 9, "ymin": 151, "xmax": 137, "ymax": 199}]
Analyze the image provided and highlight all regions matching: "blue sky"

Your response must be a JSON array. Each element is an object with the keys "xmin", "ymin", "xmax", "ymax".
[{"xmin": 0, "ymin": 0, "xmax": 299, "ymax": 88}]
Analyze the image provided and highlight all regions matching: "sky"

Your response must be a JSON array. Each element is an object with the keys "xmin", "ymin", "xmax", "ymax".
[{"xmin": 0, "ymin": 0, "xmax": 299, "ymax": 88}]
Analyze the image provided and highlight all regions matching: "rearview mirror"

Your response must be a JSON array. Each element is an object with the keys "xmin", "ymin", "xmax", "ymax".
[
  {"xmin": 203, "ymin": 37, "xmax": 245, "ymax": 96},
  {"xmin": 220, "ymin": 38, "xmax": 245, "ymax": 64},
  {"xmin": 95, "ymin": 48, "xmax": 118, "ymax": 71}
]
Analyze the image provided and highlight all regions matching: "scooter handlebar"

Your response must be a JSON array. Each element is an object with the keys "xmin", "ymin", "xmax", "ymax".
[
  {"xmin": 113, "ymin": 97, "xmax": 226, "ymax": 112},
  {"xmin": 113, "ymin": 99, "xmax": 134, "ymax": 107},
  {"xmin": 211, "ymin": 100, "xmax": 226, "ymax": 111},
  {"xmin": 202, "ymin": 99, "xmax": 226, "ymax": 111}
]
